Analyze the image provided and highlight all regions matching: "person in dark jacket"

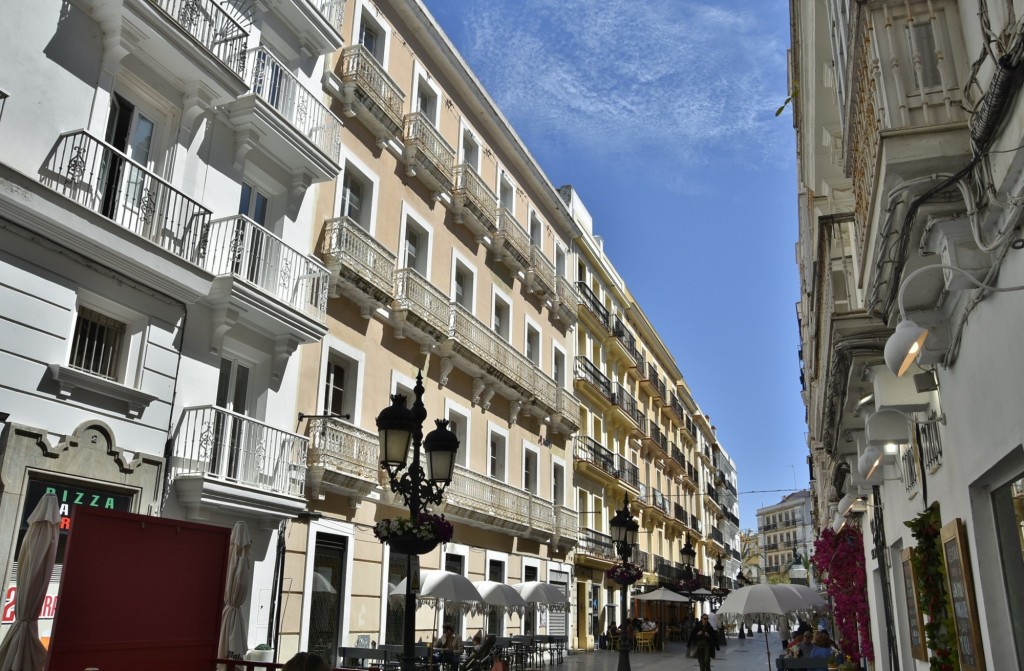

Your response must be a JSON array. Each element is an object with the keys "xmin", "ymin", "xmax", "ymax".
[{"xmin": 687, "ymin": 614, "xmax": 719, "ymax": 671}]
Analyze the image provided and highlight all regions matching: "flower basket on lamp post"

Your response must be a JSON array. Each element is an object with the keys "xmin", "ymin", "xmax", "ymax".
[
  {"xmin": 606, "ymin": 562, "xmax": 644, "ymax": 586},
  {"xmin": 374, "ymin": 512, "xmax": 454, "ymax": 556}
]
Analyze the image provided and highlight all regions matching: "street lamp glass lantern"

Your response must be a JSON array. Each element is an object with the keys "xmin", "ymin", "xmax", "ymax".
[
  {"xmin": 680, "ymin": 539, "xmax": 696, "ymax": 569},
  {"xmin": 713, "ymin": 557, "xmax": 724, "ymax": 582},
  {"xmin": 609, "ymin": 498, "xmax": 639, "ymax": 548},
  {"xmin": 424, "ymin": 419, "xmax": 459, "ymax": 484},
  {"xmin": 376, "ymin": 395, "xmax": 416, "ymax": 467}
]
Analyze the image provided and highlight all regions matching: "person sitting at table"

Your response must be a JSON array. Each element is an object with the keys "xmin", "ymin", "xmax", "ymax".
[
  {"xmin": 433, "ymin": 624, "xmax": 462, "ymax": 671},
  {"xmin": 283, "ymin": 652, "xmax": 329, "ymax": 671}
]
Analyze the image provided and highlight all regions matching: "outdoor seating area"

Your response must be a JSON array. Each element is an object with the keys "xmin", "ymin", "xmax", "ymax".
[{"xmin": 632, "ymin": 630, "xmax": 656, "ymax": 653}]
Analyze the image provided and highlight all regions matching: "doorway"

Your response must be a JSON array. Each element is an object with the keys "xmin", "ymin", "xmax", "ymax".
[{"xmin": 308, "ymin": 534, "xmax": 348, "ymax": 666}]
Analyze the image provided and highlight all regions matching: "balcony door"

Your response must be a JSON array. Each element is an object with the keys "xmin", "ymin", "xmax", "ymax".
[
  {"xmin": 308, "ymin": 533, "xmax": 348, "ymax": 667},
  {"xmin": 236, "ymin": 182, "xmax": 276, "ymax": 294},
  {"xmin": 102, "ymin": 92, "xmax": 161, "ymax": 239},
  {"xmin": 213, "ymin": 357, "xmax": 252, "ymax": 482}
]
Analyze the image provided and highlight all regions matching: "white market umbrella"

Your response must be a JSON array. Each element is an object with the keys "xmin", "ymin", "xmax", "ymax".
[
  {"xmin": 512, "ymin": 581, "xmax": 569, "ymax": 613},
  {"xmin": 217, "ymin": 521, "xmax": 252, "ymax": 663},
  {"xmin": 632, "ymin": 587, "xmax": 689, "ymax": 603},
  {"xmin": 390, "ymin": 570, "xmax": 483, "ymax": 615},
  {"xmin": 0, "ymin": 492, "xmax": 59, "ymax": 671},
  {"xmin": 716, "ymin": 584, "xmax": 822, "ymax": 671},
  {"xmin": 473, "ymin": 581, "xmax": 527, "ymax": 616},
  {"xmin": 778, "ymin": 584, "xmax": 827, "ymax": 609},
  {"xmin": 691, "ymin": 587, "xmax": 712, "ymax": 598}
]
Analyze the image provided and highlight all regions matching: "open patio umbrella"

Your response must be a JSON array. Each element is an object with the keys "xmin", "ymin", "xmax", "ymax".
[
  {"xmin": 473, "ymin": 581, "xmax": 527, "ymax": 616},
  {"xmin": 632, "ymin": 587, "xmax": 689, "ymax": 603},
  {"xmin": 512, "ymin": 581, "xmax": 569, "ymax": 612},
  {"xmin": 218, "ymin": 521, "xmax": 252, "ymax": 664},
  {"xmin": 716, "ymin": 583, "xmax": 820, "ymax": 671},
  {"xmin": 778, "ymin": 584, "xmax": 827, "ymax": 609},
  {"xmin": 390, "ymin": 570, "xmax": 483, "ymax": 615},
  {"xmin": 0, "ymin": 492, "xmax": 59, "ymax": 671}
]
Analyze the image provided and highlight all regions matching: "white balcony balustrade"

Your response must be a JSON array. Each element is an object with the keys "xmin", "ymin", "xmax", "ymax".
[
  {"xmin": 402, "ymin": 112, "xmax": 455, "ymax": 196},
  {"xmin": 170, "ymin": 406, "xmax": 307, "ymax": 497},
  {"xmin": 494, "ymin": 207, "xmax": 529, "ymax": 270},
  {"xmin": 152, "ymin": 0, "xmax": 248, "ymax": 74},
  {"xmin": 444, "ymin": 465, "xmax": 555, "ymax": 539},
  {"xmin": 305, "ymin": 417, "xmax": 380, "ymax": 500},
  {"xmin": 335, "ymin": 44, "xmax": 405, "ymax": 141},
  {"xmin": 197, "ymin": 215, "xmax": 328, "ymax": 322},
  {"xmin": 321, "ymin": 216, "xmax": 396, "ymax": 314}
]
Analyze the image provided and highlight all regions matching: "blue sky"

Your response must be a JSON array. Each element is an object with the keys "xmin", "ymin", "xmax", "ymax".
[{"xmin": 422, "ymin": 0, "xmax": 804, "ymax": 530}]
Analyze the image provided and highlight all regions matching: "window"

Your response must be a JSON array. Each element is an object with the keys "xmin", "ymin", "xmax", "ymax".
[
  {"xmin": 524, "ymin": 565, "xmax": 539, "ymax": 634},
  {"xmin": 444, "ymin": 553, "xmax": 465, "ymax": 634},
  {"xmin": 523, "ymin": 447, "xmax": 538, "ymax": 495},
  {"xmin": 907, "ymin": 22, "xmax": 941, "ymax": 89},
  {"xmin": 453, "ymin": 260, "xmax": 474, "ymax": 310},
  {"xmin": 461, "ymin": 129, "xmax": 480, "ymax": 171},
  {"xmin": 498, "ymin": 174, "xmax": 514, "ymax": 211},
  {"xmin": 239, "ymin": 182, "xmax": 269, "ymax": 226},
  {"xmin": 555, "ymin": 246, "xmax": 567, "ymax": 278},
  {"xmin": 493, "ymin": 294, "xmax": 510, "ymax": 341},
  {"xmin": 552, "ymin": 462, "xmax": 564, "ymax": 506},
  {"xmin": 403, "ymin": 216, "xmax": 429, "ymax": 276},
  {"xmin": 447, "ymin": 407, "xmax": 469, "ymax": 468},
  {"xmin": 486, "ymin": 559, "xmax": 506, "ymax": 636},
  {"xmin": 358, "ymin": 10, "xmax": 385, "ymax": 63},
  {"xmin": 529, "ymin": 214, "xmax": 542, "ymax": 247},
  {"xmin": 341, "ymin": 167, "xmax": 370, "ymax": 230},
  {"xmin": 525, "ymin": 324, "xmax": 540, "ymax": 366},
  {"xmin": 416, "ymin": 76, "xmax": 437, "ymax": 125},
  {"xmin": 323, "ymin": 353, "xmax": 358, "ymax": 419},
  {"xmin": 489, "ymin": 430, "xmax": 506, "ymax": 481},
  {"xmin": 552, "ymin": 347, "xmax": 565, "ymax": 387},
  {"xmin": 69, "ymin": 307, "xmax": 126, "ymax": 381}
]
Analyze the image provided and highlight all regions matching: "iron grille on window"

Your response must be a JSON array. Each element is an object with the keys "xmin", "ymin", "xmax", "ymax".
[{"xmin": 70, "ymin": 307, "xmax": 125, "ymax": 380}]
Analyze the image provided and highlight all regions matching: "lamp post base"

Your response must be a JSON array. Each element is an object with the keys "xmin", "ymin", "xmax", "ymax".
[{"xmin": 617, "ymin": 587, "xmax": 630, "ymax": 671}]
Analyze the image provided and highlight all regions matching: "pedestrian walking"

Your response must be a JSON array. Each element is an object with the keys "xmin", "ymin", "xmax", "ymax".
[{"xmin": 687, "ymin": 613, "xmax": 719, "ymax": 671}]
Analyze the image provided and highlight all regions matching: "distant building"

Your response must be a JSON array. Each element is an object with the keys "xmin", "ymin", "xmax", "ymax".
[{"xmin": 756, "ymin": 490, "xmax": 813, "ymax": 582}]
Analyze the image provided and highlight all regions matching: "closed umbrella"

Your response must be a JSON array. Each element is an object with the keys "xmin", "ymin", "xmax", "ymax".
[
  {"xmin": 0, "ymin": 492, "xmax": 59, "ymax": 671},
  {"xmin": 217, "ymin": 521, "xmax": 252, "ymax": 663},
  {"xmin": 390, "ymin": 570, "xmax": 483, "ymax": 615},
  {"xmin": 716, "ymin": 583, "xmax": 820, "ymax": 671},
  {"xmin": 512, "ymin": 581, "xmax": 569, "ymax": 613}
]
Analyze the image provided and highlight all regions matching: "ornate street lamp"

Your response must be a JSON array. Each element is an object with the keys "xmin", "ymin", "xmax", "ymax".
[
  {"xmin": 608, "ymin": 496, "xmax": 639, "ymax": 671},
  {"xmin": 376, "ymin": 371, "xmax": 459, "ymax": 671},
  {"xmin": 679, "ymin": 537, "xmax": 697, "ymax": 616}
]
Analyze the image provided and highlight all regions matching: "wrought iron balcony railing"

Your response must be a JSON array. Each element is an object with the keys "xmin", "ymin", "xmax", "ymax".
[
  {"xmin": 576, "ymin": 281, "xmax": 609, "ymax": 329},
  {"xmin": 305, "ymin": 417, "xmax": 379, "ymax": 482},
  {"xmin": 393, "ymin": 268, "xmax": 450, "ymax": 339},
  {"xmin": 574, "ymin": 435, "xmax": 616, "ymax": 476},
  {"xmin": 321, "ymin": 216, "xmax": 396, "ymax": 302},
  {"xmin": 556, "ymin": 387, "xmax": 581, "ymax": 429},
  {"xmin": 310, "ymin": 0, "xmax": 345, "ymax": 33},
  {"xmin": 452, "ymin": 163, "xmax": 497, "ymax": 230},
  {"xmin": 199, "ymin": 215, "xmax": 328, "ymax": 321},
  {"xmin": 616, "ymin": 456, "xmax": 639, "ymax": 489},
  {"xmin": 40, "ymin": 130, "xmax": 211, "ymax": 260},
  {"xmin": 170, "ymin": 405, "xmax": 306, "ymax": 496},
  {"xmin": 243, "ymin": 46, "xmax": 343, "ymax": 161},
  {"xmin": 555, "ymin": 506, "xmax": 579, "ymax": 544},
  {"xmin": 554, "ymin": 276, "xmax": 579, "ymax": 310},
  {"xmin": 527, "ymin": 244, "xmax": 555, "ymax": 296},
  {"xmin": 574, "ymin": 356, "xmax": 611, "ymax": 400},
  {"xmin": 154, "ymin": 0, "xmax": 248, "ymax": 73},
  {"xmin": 494, "ymin": 207, "xmax": 530, "ymax": 268},
  {"xmin": 403, "ymin": 113, "xmax": 455, "ymax": 192},
  {"xmin": 339, "ymin": 44, "xmax": 405, "ymax": 135},
  {"xmin": 612, "ymin": 382, "xmax": 643, "ymax": 427},
  {"xmin": 577, "ymin": 528, "xmax": 616, "ymax": 562}
]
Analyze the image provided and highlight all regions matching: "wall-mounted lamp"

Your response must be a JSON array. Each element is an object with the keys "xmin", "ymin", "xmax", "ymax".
[
  {"xmin": 885, "ymin": 263, "xmax": 1024, "ymax": 376},
  {"xmin": 837, "ymin": 493, "xmax": 868, "ymax": 517}
]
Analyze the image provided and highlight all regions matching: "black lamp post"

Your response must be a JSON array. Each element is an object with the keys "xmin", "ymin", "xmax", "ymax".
[
  {"xmin": 680, "ymin": 537, "xmax": 697, "ymax": 618},
  {"xmin": 735, "ymin": 571, "xmax": 747, "ymax": 638},
  {"xmin": 609, "ymin": 496, "xmax": 639, "ymax": 671},
  {"xmin": 376, "ymin": 371, "xmax": 459, "ymax": 671}
]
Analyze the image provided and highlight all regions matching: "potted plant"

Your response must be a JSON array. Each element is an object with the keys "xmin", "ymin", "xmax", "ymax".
[
  {"xmin": 605, "ymin": 562, "xmax": 644, "ymax": 586},
  {"xmin": 838, "ymin": 655, "xmax": 860, "ymax": 671},
  {"xmin": 373, "ymin": 512, "xmax": 454, "ymax": 555},
  {"xmin": 246, "ymin": 643, "xmax": 274, "ymax": 663}
]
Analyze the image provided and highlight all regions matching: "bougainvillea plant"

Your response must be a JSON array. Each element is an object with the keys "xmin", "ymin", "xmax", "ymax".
[
  {"xmin": 811, "ymin": 526, "xmax": 873, "ymax": 662},
  {"xmin": 373, "ymin": 512, "xmax": 454, "ymax": 544},
  {"xmin": 606, "ymin": 562, "xmax": 644, "ymax": 585},
  {"xmin": 905, "ymin": 502, "xmax": 959, "ymax": 671}
]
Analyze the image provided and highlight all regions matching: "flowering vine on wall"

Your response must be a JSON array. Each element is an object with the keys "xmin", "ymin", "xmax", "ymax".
[
  {"xmin": 905, "ymin": 502, "xmax": 959, "ymax": 671},
  {"xmin": 812, "ymin": 527, "xmax": 873, "ymax": 662}
]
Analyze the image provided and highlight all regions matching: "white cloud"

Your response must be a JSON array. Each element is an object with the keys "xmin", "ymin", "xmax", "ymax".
[{"xmin": 437, "ymin": 0, "xmax": 791, "ymax": 187}]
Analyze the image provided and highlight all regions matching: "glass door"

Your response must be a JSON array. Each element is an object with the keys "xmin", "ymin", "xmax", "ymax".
[{"xmin": 308, "ymin": 534, "xmax": 348, "ymax": 666}]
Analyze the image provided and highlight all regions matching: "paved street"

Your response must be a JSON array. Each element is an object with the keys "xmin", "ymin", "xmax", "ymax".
[{"xmin": 562, "ymin": 633, "xmax": 785, "ymax": 671}]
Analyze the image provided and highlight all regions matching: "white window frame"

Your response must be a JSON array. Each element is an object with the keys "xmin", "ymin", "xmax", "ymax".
[
  {"xmin": 551, "ymin": 455, "xmax": 566, "ymax": 507},
  {"xmin": 67, "ymin": 291, "xmax": 147, "ymax": 387},
  {"xmin": 411, "ymin": 63, "xmax": 441, "ymax": 126},
  {"xmin": 528, "ymin": 209, "xmax": 544, "ymax": 249},
  {"xmin": 459, "ymin": 120, "xmax": 481, "ymax": 173},
  {"xmin": 491, "ymin": 286, "xmax": 512, "ymax": 342},
  {"xmin": 497, "ymin": 169, "xmax": 516, "ymax": 213},
  {"xmin": 523, "ymin": 315, "xmax": 542, "ymax": 368},
  {"xmin": 487, "ymin": 421, "xmax": 508, "ymax": 483},
  {"xmin": 445, "ymin": 398, "xmax": 471, "ymax": 469},
  {"xmin": 399, "ymin": 202, "xmax": 433, "ymax": 277},
  {"xmin": 551, "ymin": 342, "xmax": 567, "ymax": 388},
  {"xmin": 353, "ymin": 0, "xmax": 391, "ymax": 67},
  {"xmin": 301, "ymin": 517, "xmax": 356, "ymax": 651},
  {"xmin": 554, "ymin": 243, "xmax": 568, "ymax": 279},
  {"xmin": 450, "ymin": 249, "xmax": 477, "ymax": 312},
  {"xmin": 335, "ymin": 151, "xmax": 381, "ymax": 235},
  {"xmin": 522, "ymin": 441, "xmax": 539, "ymax": 495},
  {"xmin": 317, "ymin": 334, "xmax": 366, "ymax": 424}
]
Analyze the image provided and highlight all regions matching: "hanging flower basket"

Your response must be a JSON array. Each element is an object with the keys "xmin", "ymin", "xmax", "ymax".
[
  {"xmin": 606, "ymin": 562, "xmax": 644, "ymax": 586},
  {"xmin": 373, "ymin": 512, "xmax": 453, "ymax": 555}
]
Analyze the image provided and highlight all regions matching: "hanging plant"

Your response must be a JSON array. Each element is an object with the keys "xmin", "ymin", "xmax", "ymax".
[
  {"xmin": 606, "ymin": 562, "xmax": 644, "ymax": 585},
  {"xmin": 905, "ymin": 502, "xmax": 959, "ymax": 671},
  {"xmin": 811, "ymin": 527, "xmax": 873, "ymax": 662}
]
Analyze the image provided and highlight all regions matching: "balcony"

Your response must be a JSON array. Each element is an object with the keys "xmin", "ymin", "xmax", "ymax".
[
  {"xmin": 321, "ymin": 216, "xmax": 396, "ymax": 317},
  {"xmin": 402, "ymin": 113, "xmax": 455, "ymax": 197},
  {"xmin": 573, "ymin": 435, "xmax": 617, "ymax": 484},
  {"xmin": 38, "ymin": 130, "xmax": 214, "ymax": 302},
  {"xmin": 663, "ymin": 393, "xmax": 684, "ymax": 424},
  {"xmin": 391, "ymin": 268, "xmax": 450, "ymax": 347},
  {"xmin": 169, "ymin": 406, "xmax": 307, "ymax": 523},
  {"xmin": 262, "ymin": 0, "xmax": 344, "ymax": 57},
  {"xmin": 552, "ymin": 276, "xmax": 578, "ymax": 325},
  {"xmin": 554, "ymin": 506, "xmax": 579, "ymax": 549},
  {"xmin": 226, "ymin": 46, "xmax": 343, "ymax": 185},
  {"xmin": 609, "ymin": 382, "xmax": 644, "ymax": 434},
  {"xmin": 199, "ymin": 215, "xmax": 329, "ymax": 374},
  {"xmin": 643, "ymin": 423, "xmax": 669, "ymax": 458},
  {"xmin": 442, "ymin": 465, "xmax": 555, "ymax": 542},
  {"xmin": 490, "ymin": 207, "xmax": 530, "ymax": 272},
  {"xmin": 452, "ymin": 164, "xmax": 497, "ymax": 239},
  {"xmin": 577, "ymin": 528, "xmax": 617, "ymax": 566},
  {"xmin": 608, "ymin": 316, "xmax": 644, "ymax": 373},
  {"xmin": 304, "ymin": 417, "xmax": 379, "ymax": 502},
  {"xmin": 83, "ymin": 0, "xmax": 248, "ymax": 114},
  {"xmin": 616, "ymin": 456, "xmax": 640, "ymax": 490},
  {"xmin": 709, "ymin": 527, "xmax": 724, "ymax": 547},
  {"xmin": 327, "ymin": 44, "xmax": 405, "ymax": 143},
  {"xmin": 573, "ymin": 356, "xmax": 612, "ymax": 408},
  {"xmin": 526, "ymin": 245, "xmax": 555, "ymax": 299},
  {"xmin": 576, "ymin": 282, "xmax": 609, "ymax": 333},
  {"xmin": 654, "ymin": 559, "xmax": 683, "ymax": 585},
  {"xmin": 638, "ymin": 362, "xmax": 666, "ymax": 402},
  {"xmin": 689, "ymin": 513, "xmax": 701, "ymax": 534}
]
